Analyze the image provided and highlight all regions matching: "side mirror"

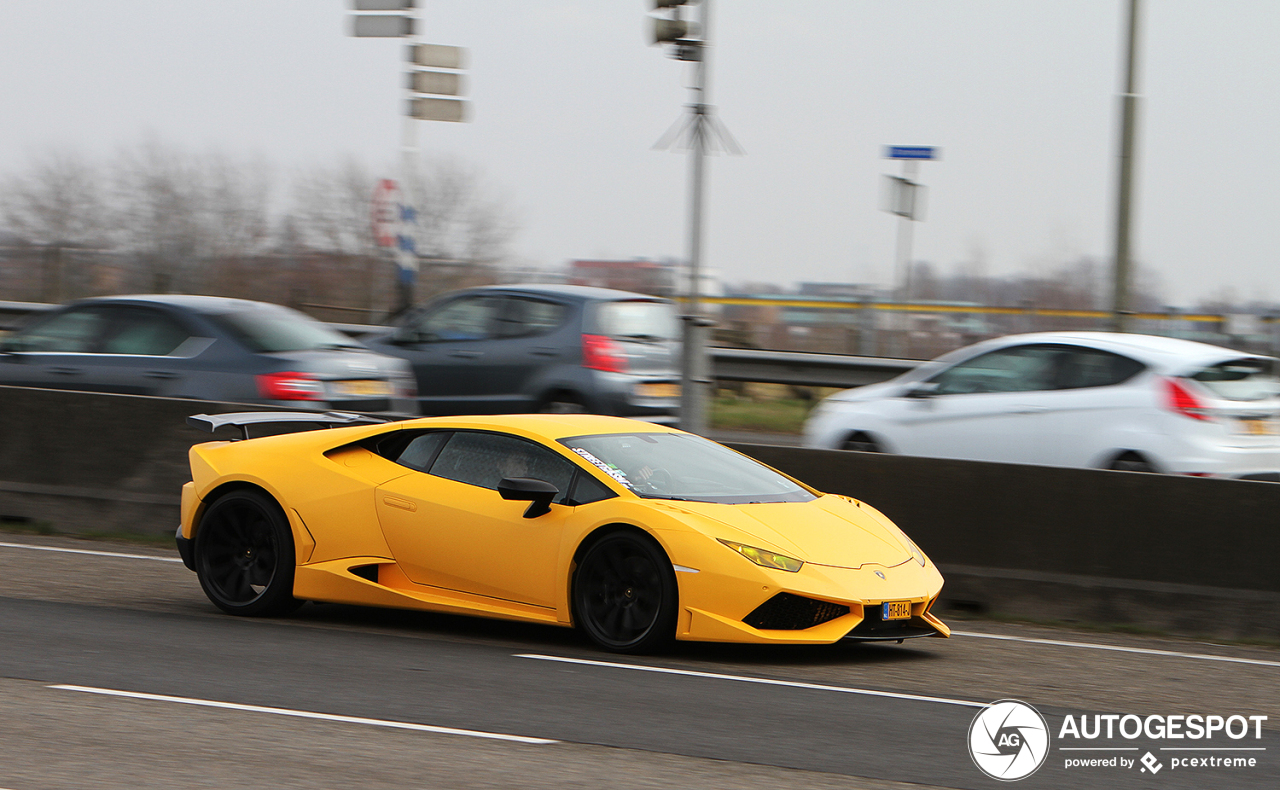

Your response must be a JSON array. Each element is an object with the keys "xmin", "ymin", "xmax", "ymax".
[
  {"xmin": 498, "ymin": 477, "xmax": 559, "ymax": 519},
  {"xmin": 904, "ymin": 381, "xmax": 940, "ymax": 399}
]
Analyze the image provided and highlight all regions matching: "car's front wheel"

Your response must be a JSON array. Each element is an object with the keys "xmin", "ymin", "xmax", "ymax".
[
  {"xmin": 194, "ymin": 489, "xmax": 301, "ymax": 617},
  {"xmin": 841, "ymin": 432, "xmax": 883, "ymax": 453},
  {"xmin": 573, "ymin": 531, "xmax": 677, "ymax": 654}
]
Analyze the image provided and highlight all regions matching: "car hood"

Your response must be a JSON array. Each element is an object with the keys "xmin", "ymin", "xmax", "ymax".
[
  {"xmin": 825, "ymin": 378, "xmax": 908, "ymax": 403},
  {"xmin": 661, "ymin": 495, "xmax": 914, "ymax": 569}
]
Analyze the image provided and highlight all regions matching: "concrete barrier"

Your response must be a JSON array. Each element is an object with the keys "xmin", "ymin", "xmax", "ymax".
[
  {"xmin": 0, "ymin": 385, "xmax": 279, "ymax": 537},
  {"xmin": 1, "ymin": 384, "xmax": 1275, "ymax": 639},
  {"xmin": 727, "ymin": 443, "xmax": 1280, "ymax": 640}
]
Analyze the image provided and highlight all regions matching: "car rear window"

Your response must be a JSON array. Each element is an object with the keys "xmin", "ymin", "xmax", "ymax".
[
  {"xmin": 210, "ymin": 304, "xmax": 362, "ymax": 353},
  {"xmin": 595, "ymin": 300, "xmax": 678, "ymax": 342},
  {"xmin": 1190, "ymin": 358, "xmax": 1280, "ymax": 401}
]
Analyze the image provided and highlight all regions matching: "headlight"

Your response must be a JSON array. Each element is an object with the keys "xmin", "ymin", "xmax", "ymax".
[
  {"xmin": 717, "ymin": 539, "xmax": 804, "ymax": 573},
  {"xmin": 908, "ymin": 543, "xmax": 926, "ymax": 567}
]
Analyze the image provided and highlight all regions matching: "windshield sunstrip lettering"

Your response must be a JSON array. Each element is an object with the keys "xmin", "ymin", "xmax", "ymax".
[{"xmin": 570, "ymin": 448, "xmax": 635, "ymax": 489}]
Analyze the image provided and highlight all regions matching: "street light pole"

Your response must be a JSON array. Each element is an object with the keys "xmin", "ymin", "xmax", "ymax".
[
  {"xmin": 649, "ymin": 0, "xmax": 739, "ymax": 433},
  {"xmin": 1111, "ymin": 0, "xmax": 1142, "ymax": 332},
  {"xmin": 680, "ymin": 0, "xmax": 711, "ymax": 436}
]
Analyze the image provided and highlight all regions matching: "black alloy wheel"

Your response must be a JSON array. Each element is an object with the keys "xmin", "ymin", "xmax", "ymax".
[
  {"xmin": 194, "ymin": 489, "xmax": 301, "ymax": 617},
  {"xmin": 573, "ymin": 532, "xmax": 678, "ymax": 654}
]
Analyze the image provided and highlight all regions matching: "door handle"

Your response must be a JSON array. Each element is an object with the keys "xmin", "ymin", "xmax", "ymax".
[
  {"xmin": 1013, "ymin": 405, "xmax": 1048, "ymax": 414},
  {"xmin": 448, "ymin": 350, "xmax": 482, "ymax": 359},
  {"xmin": 48, "ymin": 366, "xmax": 82, "ymax": 375},
  {"xmin": 382, "ymin": 496, "xmax": 417, "ymax": 512},
  {"xmin": 531, "ymin": 347, "xmax": 560, "ymax": 357},
  {"xmin": 145, "ymin": 371, "xmax": 179, "ymax": 379}
]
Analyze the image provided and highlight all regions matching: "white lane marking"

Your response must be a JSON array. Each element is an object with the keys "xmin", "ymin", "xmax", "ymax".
[
  {"xmin": 515, "ymin": 653, "xmax": 984, "ymax": 708},
  {"xmin": 952, "ymin": 630, "xmax": 1280, "ymax": 669},
  {"xmin": 49, "ymin": 684, "xmax": 557, "ymax": 745},
  {"xmin": 0, "ymin": 542, "xmax": 184, "ymax": 563}
]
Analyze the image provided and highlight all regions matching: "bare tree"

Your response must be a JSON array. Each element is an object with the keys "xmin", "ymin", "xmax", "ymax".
[
  {"xmin": 403, "ymin": 156, "xmax": 515, "ymax": 268},
  {"xmin": 286, "ymin": 157, "xmax": 378, "ymax": 256},
  {"xmin": 0, "ymin": 148, "xmax": 112, "ymax": 300}
]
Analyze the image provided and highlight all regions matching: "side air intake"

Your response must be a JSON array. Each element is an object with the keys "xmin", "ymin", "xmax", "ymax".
[{"xmin": 743, "ymin": 593, "xmax": 850, "ymax": 630}]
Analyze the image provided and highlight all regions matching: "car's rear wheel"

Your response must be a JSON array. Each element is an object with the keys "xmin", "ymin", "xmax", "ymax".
[
  {"xmin": 1108, "ymin": 452, "xmax": 1157, "ymax": 473},
  {"xmin": 539, "ymin": 392, "xmax": 587, "ymax": 414},
  {"xmin": 841, "ymin": 432, "xmax": 883, "ymax": 453},
  {"xmin": 573, "ymin": 531, "xmax": 677, "ymax": 654},
  {"xmin": 194, "ymin": 489, "xmax": 301, "ymax": 617}
]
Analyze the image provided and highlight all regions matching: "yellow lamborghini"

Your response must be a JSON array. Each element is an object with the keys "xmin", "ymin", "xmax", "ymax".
[{"xmin": 176, "ymin": 412, "xmax": 949, "ymax": 653}]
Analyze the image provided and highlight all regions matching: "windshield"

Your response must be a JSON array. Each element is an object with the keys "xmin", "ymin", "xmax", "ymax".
[
  {"xmin": 595, "ymin": 300, "xmax": 678, "ymax": 342},
  {"xmin": 560, "ymin": 432, "xmax": 815, "ymax": 504},
  {"xmin": 1190, "ymin": 358, "xmax": 1280, "ymax": 401},
  {"xmin": 210, "ymin": 304, "xmax": 362, "ymax": 353}
]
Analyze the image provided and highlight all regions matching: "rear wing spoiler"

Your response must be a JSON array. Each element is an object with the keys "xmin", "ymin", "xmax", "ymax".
[{"xmin": 187, "ymin": 411, "xmax": 391, "ymax": 441}]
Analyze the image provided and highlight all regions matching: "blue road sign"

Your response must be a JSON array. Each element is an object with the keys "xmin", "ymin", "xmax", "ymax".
[{"xmin": 885, "ymin": 146, "xmax": 938, "ymax": 160}]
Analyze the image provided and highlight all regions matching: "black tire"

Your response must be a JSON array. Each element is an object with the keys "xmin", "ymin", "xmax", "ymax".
[
  {"xmin": 573, "ymin": 531, "xmax": 678, "ymax": 654},
  {"xmin": 841, "ymin": 433, "xmax": 883, "ymax": 453},
  {"xmin": 539, "ymin": 392, "xmax": 587, "ymax": 414},
  {"xmin": 1108, "ymin": 452, "xmax": 1157, "ymax": 473},
  {"xmin": 194, "ymin": 489, "xmax": 301, "ymax": 617}
]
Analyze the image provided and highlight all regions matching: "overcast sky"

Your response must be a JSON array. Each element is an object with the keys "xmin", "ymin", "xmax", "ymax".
[{"xmin": 3, "ymin": 1, "xmax": 1279, "ymax": 305}]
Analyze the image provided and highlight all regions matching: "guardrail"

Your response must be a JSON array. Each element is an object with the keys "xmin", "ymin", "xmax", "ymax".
[{"xmin": 0, "ymin": 301, "xmax": 918, "ymax": 390}]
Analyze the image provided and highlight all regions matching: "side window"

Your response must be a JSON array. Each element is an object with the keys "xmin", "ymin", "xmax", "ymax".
[
  {"xmin": 408, "ymin": 296, "xmax": 502, "ymax": 342},
  {"xmin": 429, "ymin": 431, "xmax": 578, "ymax": 504},
  {"xmin": 6, "ymin": 307, "xmax": 108, "ymax": 352},
  {"xmin": 100, "ymin": 308, "xmax": 194, "ymax": 356},
  {"xmin": 1054, "ymin": 349, "xmax": 1144, "ymax": 390},
  {"xmin": 568, "ymin": 472, "xmax": 617, "ymax": 506},
  {"xmin": 394, "ymin": 432, "xmax": 451, "ymax": 472},
  {"xmin": 494, "ymin": 297, "xmax": 568, "ymax": 338},
  {"xmin": 929, "ymin": 345, "xmax": 1064, "ymax": 395}
]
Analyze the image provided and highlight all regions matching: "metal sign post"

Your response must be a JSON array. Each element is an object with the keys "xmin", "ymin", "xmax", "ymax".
[{"xmin": 882, "ymin": 146, "xmax": 938, "ymax": 355}]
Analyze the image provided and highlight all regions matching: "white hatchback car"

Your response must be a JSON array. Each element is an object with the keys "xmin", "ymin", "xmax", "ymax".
[{"xmin": 803, "ymin": 332, "xmax": 1280, "ymax": 479}]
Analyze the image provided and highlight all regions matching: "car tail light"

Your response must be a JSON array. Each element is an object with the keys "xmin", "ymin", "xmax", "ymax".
[
  {"xmin": 257, "ymin": 371, "xmax": 324, "ymax": 401},
  {"xmin": 1162, "ymin": 377, "xmax": 1211, "ymax": 421},
  {"xmin": 582, "ymin": 334, "xmax": 627, "ymax": 373}
]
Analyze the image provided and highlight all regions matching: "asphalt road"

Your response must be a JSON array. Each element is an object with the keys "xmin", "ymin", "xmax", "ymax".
[{"xmin": 0, "ymin": 534, "xmax": 1276, "ymax": 790}]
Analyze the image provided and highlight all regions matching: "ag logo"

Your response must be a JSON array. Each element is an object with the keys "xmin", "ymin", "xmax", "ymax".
[{"xmin": 968, "ymin": 699, "xmax": 1050, "ymax": 781}]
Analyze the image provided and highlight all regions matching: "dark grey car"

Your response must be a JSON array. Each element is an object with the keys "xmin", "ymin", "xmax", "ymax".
[
  {"xmin": 361, "ymin": 284, "xmax": 681, "ymax": 420},
  {"xmin": 0, "ymin": 295, "xmax": 416, "ymax": 413}
]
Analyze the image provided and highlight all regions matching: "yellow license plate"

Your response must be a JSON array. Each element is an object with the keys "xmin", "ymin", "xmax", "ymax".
[
  {"xmin": 333, "ymin": 379, "xmax": 392, "ymax": 397},
  {"xmin": 1240, "ymin": 418, "xmax": 1277, "ymax": 436},
  {"xmin": 637, "ymin": 382, "xmax": 681, "ymax": 399},
  {"xmin": 881, "ymin": 601, "xmax": 912, "ymax": 621}
]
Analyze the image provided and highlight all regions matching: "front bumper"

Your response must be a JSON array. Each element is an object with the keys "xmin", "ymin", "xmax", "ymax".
[
  {"xmin": 175, "ymin": 524, "xmax": 195, "ymax": 571},
  {"xmin": 667, "ymin": 537, "xmax": 949, "ymax": 644}
]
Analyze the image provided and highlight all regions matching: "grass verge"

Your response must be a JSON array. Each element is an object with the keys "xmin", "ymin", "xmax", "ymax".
[{"xmin": 710, "ymin": 396, "xmax": 812, "ymax": 434}]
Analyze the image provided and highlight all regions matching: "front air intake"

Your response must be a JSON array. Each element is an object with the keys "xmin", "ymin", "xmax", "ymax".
[{"xmin": 743, "ymin": 593, "xmax": 850, "ymax": 630}]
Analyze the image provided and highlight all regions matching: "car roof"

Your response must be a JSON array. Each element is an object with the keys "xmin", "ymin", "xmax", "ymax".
[
  {"xmin": 455, "ymin": 283, "xmax": 672, "ymax": 303},
  {"xmin": 70, "ymin": 294, "xmax": 284, "ymax": 315},
  {"xmin": 395, "ymin": 413, "xmax": 680, "ymax": 442},
  {"xmin": 985, "ymin": 331, "xmax": 1272, "ymax": 370}
]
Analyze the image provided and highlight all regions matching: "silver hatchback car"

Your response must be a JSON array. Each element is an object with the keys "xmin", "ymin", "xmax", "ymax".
[
  {"xmin": 361, "ymin": 284, "xmax": 681, "ymax": 421},
  {"xmin": 804, "ymin": 331, "xmax": 1280, "ymax": 479}
]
